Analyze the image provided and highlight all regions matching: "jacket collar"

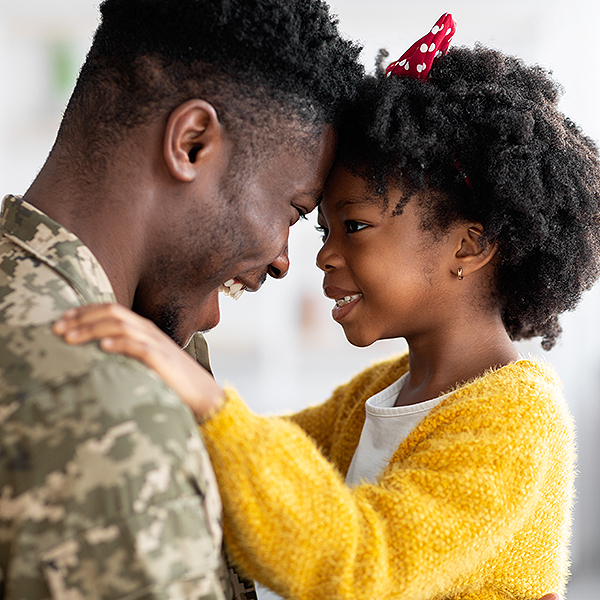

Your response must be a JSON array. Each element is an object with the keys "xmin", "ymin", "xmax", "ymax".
[{"xmin": 1, "ymin": 195, "xmax": 116, "ymax": 305}]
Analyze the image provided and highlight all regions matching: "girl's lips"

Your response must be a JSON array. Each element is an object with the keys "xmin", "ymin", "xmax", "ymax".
[{"xmin": 331, "ymin": 293, "xmax": 362, "ymax": 321}]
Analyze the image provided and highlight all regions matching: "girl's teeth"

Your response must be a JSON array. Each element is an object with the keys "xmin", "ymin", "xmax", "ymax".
[{"xmin": 335, "ymin": 294, "xmax": 362, "ymax": 308}]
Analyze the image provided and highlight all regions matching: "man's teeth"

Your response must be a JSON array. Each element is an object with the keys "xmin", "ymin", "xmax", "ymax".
[
  {"xmin": 335, "ymin": 294, "xmax": 362, "ymax": 308},
  {"xmin": 219, "ymin": 279, "xmax": 245, "ymax": 300}
]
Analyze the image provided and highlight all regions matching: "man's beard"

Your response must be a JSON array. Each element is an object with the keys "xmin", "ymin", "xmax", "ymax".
[
  {"xmin": 131, "ymin": 283, "xmax": 186, "ymax": 346},
  {"xmin": 154, "ymin": 301, "xmax": 184, "ymax": 346}
]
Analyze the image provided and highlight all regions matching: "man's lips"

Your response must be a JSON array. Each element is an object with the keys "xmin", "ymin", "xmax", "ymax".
[
  {"xmin": 219, "ymin": 278, "xmax": 245, "ymax": 300},
  {"xmin": 218, "ymin": 271, "xmax": 267, "ymax": 300}
]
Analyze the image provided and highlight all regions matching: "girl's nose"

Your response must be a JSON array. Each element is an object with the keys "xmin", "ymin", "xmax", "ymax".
[
  {"xmin": 267, "ymin": 245, "xmax": 289, "ymax": 279},
  {"xmin": 316, "ymin": 239, "xmax": 341, "ymax": 272}
]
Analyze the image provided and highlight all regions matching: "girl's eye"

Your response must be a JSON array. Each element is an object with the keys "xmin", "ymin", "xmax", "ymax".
[
  {"xmin": 315, "ymin": 225, "xmax": 328, "ymax": 241},
  {"xmin": 345, "ymin": 220, "xmax": 368, "ymax": 234}
]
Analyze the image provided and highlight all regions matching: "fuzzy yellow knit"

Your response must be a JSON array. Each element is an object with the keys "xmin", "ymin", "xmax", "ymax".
[{"xmin": 201, "ymin": 355, "xmax": 575, "ymax": 600}]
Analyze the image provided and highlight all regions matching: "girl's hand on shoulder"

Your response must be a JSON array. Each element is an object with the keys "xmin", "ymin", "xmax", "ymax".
[{"xmin": 53, "ymin": 303, "xmax": 224, "ymax": 422}]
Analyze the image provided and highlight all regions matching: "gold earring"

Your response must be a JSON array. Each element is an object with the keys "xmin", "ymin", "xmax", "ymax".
[{"xmin": 457, "ymin": 267, "xmax": 464, "ymax": 280}]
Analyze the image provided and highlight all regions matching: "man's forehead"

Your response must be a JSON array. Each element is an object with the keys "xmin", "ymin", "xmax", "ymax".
[{"xmin": 263, "ymin": 124, "xmax": 335, "ymax": 184}]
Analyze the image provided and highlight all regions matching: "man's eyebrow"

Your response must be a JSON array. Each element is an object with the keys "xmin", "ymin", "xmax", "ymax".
[
  {"xmin": 298, "ymin": 189, "xmax": 324, "ymax": 208},
  {"xmin": 300, "ymin": 189, "xmax": 323, "ymax": 203}
]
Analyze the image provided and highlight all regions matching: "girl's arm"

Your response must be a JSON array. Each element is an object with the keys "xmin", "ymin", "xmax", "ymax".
[
  {"xmin": 53, "ymin": 303, "xmax": 226, "ymax": 417},
  {"xmin": 200, "ymin": 388, "xmax": 562, "ymax": 600},
  {"xmin": 53, "ymin": 303, "xmax": 347, "ymax": 458},
  {"xmin": 54, "ymin": 304, "xmax": 566, "ymax": 600}
]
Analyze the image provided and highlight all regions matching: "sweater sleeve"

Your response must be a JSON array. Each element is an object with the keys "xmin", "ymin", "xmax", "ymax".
[
  {"xmin": 200, "ymin": 377, "xmax": 558, "ymax": 600},
  {"xmin": 285, "ymin": 393, "xmax": 344, "ymax": 459}
]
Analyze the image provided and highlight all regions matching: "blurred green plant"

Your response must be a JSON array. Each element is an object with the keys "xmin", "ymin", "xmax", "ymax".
[{"xmin": 49, "ymin": 41, "xmax": 77, "ymax": 99}]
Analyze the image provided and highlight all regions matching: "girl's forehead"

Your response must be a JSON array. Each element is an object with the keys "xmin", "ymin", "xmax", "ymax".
[{"xmin": 322, "ymin": 166, "xmax": 387, "ymax": 209}]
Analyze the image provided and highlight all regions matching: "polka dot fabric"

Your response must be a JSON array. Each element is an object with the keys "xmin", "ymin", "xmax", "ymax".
[{"xmin": 386, "ymin": 13, "xmax": 456, "ymax": 80}]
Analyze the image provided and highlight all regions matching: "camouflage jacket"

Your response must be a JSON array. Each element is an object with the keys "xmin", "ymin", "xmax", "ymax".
[{"xmin": 0, "ymin": 195, "xmax": 256, "ymax": 600}]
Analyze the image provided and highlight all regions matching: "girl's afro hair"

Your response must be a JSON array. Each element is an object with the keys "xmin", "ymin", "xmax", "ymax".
[{"xmin": 337, "ymin": 45, "xmax": 600, "ymax": 349}]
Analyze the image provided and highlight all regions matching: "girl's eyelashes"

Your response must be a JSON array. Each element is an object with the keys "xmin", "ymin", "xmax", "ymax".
[
  {"xmin": 344, "ymin": 220, "xmax": 368, "ymax": 234},
  {"xmin": 314, "ymin": 220, "xmax": 367, "ymax": 241}
]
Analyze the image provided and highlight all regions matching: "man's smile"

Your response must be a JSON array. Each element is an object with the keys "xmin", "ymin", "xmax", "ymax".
[{"xmin": 219, "ymin": 278, "xmax": 246, "ymax": 300}]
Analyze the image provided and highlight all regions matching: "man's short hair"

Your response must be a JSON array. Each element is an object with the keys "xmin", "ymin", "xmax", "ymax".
[{"xmin": 59, "ymin": 0, "xmax": 364, "ymax": 162}]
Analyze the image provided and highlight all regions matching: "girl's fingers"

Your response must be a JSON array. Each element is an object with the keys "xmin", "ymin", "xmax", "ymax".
[
  {"xmin": 54, "ymin": 303, "xmax": 156, "ymax": 343},
  {"xmin": 99, "ymin": 335, "xmax": 161, "ymax": 369},
  {"xmin": 100, "ymin": 332, "xmax": 220, "ymax": 414},
  {"xmin": 55, "ymin": 303, "xmax": 152, "ymax": 334},
  {"xmin": 54, "ymin": 303, "xmax": 188, "ymax": 380},
  {"xmin": 52, "ymin": 302, "xmax": 225, "ymax": 417},
  {"xmin": 57, "ymin": 303, "xmax": 127, "ymax": 325},
  {"xmin": 54, "ymin": 316, "xmax": 147, "ymax": 345}
]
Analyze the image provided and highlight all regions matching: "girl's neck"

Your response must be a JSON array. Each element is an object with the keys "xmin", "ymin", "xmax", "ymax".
[{"xmin": 395, "ymin": 312, "xmax": 519, "ymax": 407}]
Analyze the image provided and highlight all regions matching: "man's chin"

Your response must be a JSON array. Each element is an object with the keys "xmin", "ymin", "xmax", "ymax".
[
  {"xmin": 177, "ymin": 295, "xmax": 222, "ymax": 346},
  {"xmin": 195, "ymin": 312, "xmax": 221, "ymax": 335}
]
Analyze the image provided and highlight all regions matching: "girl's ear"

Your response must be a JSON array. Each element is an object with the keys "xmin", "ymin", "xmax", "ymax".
[
  {"xmin": 163, "ymin": 99, "xmax": 224, "ymax": 183},
  {"xmin": 454, "ymin": 224, "xmax": 497, "ymax": 278}
]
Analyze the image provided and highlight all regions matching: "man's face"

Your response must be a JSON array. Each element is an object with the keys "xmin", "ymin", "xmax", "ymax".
[{"xmin": 135, "ymin": 124, "xmax": 336, "ymax": 346}]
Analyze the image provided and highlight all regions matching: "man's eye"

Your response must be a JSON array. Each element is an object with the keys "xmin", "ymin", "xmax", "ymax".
[
  {"xmin": 294, "ymin": 206, "xmax": 308, "ymax": 220},
  {"xmin": 345, "ymin": 220, "xmax": 368, "ymax": 234},
  {"xmin": 315, "ymin": 225, "xmax": 328, "ymax": 241}
]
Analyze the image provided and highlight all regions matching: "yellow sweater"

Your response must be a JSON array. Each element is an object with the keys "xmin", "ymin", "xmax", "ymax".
[{"xmin": 201, "ymin": 355, "xmax": 575, "ymax": 600}]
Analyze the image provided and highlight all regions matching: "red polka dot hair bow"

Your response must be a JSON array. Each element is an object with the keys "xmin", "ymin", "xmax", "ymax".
[{"xmin": 386, "ymin": 13, "xmax": 456, "ymax": 80}]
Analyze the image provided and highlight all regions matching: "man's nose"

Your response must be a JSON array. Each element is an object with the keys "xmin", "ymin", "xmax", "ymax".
[{"xmin": 267, "ymin": 245, "xmax": 289, "ymax": 279}]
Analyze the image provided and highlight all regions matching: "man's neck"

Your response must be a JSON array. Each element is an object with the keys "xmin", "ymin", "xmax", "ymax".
[{"xmin": 23, "ymin": 153, "xmax": 150, "ymax": 309}]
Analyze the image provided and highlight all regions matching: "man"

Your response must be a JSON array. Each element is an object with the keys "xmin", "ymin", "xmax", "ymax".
[{"xmin": 0, "ymin": 0, "xmax": 362, "ymax": 598}]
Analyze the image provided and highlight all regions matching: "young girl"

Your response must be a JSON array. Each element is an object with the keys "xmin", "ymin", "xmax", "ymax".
[{"xmin": 54, "ymin": 14, "xmax": 600, "ymax": 600}]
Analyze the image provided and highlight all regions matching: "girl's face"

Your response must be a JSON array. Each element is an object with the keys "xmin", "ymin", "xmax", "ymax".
[{"xmin": 316, "ymin": 164, "xmax": 456, "ymax": 347}]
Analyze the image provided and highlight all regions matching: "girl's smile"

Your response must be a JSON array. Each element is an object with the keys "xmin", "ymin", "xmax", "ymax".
[
  {"xmin": 316, "ymin": 164, "xmax": 454, "ymax": 347},
  {"xmin": 323, "ymin": 286, "xmax": 363, "ymax": 320}
]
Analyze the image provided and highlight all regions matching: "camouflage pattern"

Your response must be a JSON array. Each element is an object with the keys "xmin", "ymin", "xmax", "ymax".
[{"xmin": 0, "ymin": 195, "xmax": 255, "ymax": 600}]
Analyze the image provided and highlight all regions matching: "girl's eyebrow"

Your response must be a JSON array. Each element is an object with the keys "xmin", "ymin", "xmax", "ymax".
[{"xmin": 335, "ymin": 196, "xmax": 381, "ymax": 209}]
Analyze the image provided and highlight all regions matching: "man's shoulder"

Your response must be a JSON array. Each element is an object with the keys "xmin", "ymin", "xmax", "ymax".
[
  {"xmin": 1, "ymin": 230, "xmax": 81, "ymax": 311},
  {"xmin": 0, "ymin": 323, "xmax": 227, "ymax": 600},
  {"xmin": 0, "ymin": 232, "xmax": 142, "ymax": 399},
  {"xmin": 0, "ymin": 323, "xmax": 216, "ymax": 535},
  {"xmin": 1, "ymin": 315, "xmax": 160, "ymax": 401}
]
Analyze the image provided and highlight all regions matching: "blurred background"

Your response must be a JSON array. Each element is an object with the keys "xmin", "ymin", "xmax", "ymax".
[{"xmin": 1, "ymin": 0, "xmax": 598, "ymax": 596}]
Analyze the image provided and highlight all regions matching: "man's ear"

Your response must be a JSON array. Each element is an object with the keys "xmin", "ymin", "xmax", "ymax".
[
  {"xmin": 163, "ymin": 99, "xmax": 224, "ymax": 183},
  {"xmin": 453, "ymin": 224, "xmax": 497, "ymax": 278}
]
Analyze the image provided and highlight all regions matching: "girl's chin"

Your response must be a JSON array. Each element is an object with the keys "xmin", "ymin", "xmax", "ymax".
[{"xmin": 341, "ymin": 326, "xmax": 377, "ymax": 348}]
